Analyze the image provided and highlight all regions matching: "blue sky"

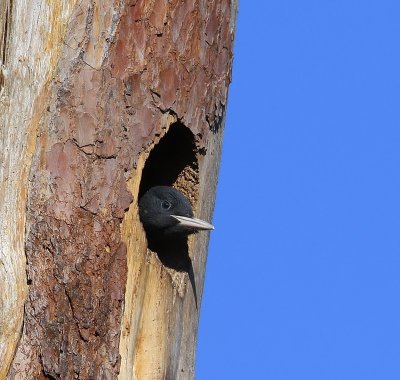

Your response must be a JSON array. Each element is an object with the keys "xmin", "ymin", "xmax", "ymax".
[{"xmin": 196, "ymin": 1, "xmax": 400, "ymax": 379}]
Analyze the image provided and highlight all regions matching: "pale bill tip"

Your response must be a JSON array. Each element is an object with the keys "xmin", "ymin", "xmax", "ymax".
[{"xmin": 171, "ymin": 215, "xmax": 215, "ymax": 231}]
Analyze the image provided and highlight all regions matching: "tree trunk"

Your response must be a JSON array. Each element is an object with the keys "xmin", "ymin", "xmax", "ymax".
[{"xmin": 0, "ymin": 1, "xmax": 236, "ymax": 379}]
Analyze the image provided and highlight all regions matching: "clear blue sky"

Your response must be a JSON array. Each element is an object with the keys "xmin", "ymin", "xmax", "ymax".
[{"xmin": 196, "ymin": 1, "xmax": 400, "ymax": 379}]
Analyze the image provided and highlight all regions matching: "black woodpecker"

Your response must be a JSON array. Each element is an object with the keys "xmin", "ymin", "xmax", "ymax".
[{"xmin": 138, "ymin": 186, "xmax": 214, "ymax": 239}]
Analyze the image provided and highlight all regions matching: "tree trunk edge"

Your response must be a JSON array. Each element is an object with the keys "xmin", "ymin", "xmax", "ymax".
[{"xmin": 1, "ymin": 1, "xmax": 237, "ymax": 378}]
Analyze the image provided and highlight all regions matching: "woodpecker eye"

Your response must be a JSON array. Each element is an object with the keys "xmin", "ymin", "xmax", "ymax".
[{"xmin": 161, "ymin": 200, "xmax": 171, "ymax": 210}]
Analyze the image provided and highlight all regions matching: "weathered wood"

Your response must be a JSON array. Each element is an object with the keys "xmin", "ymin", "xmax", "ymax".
[
  {"xmin": 0, "ymin": 1, "xmax": 81, "ymax": 378},
  {"xmin": 0, "ymin": 1, "xmax": 236, "ymax": 378}
]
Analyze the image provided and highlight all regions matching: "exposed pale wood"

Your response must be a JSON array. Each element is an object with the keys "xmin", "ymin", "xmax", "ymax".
[
  {"xmin": 119, "ymin": 113, "xmax": 225, "ymax": 379},
  {"xmin": 0, "ymin": 1, "xmax": 79, "ymax": 377}
]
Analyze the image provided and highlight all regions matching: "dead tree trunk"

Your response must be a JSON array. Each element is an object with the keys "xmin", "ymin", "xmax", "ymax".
[{"xmin": 0, "ymin": 1, "xmax": 237, "ymax": 379}]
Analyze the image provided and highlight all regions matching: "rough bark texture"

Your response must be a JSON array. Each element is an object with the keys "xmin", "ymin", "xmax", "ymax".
[{"xmin": 0, "ymin": 1, "xmax": 236, "ymax": 379}]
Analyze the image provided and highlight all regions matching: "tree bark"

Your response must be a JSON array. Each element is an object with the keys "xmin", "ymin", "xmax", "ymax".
[{"xmin": 0, "ymin": 1, "xmax": 237, "ymax": 379}]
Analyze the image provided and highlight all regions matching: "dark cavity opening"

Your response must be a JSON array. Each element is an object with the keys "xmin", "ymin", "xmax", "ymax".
[
  {"xmin": 139, "ymin": 122, "xmax": 198, "ymax": 199},
  {"xmin": 138, "ymin": 122, "xmax": 199, "ymax": 306}
]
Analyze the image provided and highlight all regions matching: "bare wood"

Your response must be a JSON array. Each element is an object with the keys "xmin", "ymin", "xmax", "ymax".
[
  {"xmin": 0, "ymin": 1, "xmax": 237, "ymax": 378},
  {"xmin": 0, "ymin": 1, "xmax": 81, "ymax": 378}
]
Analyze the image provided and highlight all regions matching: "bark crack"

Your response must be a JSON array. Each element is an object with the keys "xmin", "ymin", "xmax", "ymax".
[{"xmin": 0, "ymin": 0, "xmax": 11, "ymax": 65}]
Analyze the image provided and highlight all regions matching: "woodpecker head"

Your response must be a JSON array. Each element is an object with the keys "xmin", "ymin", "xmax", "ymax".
[{"xmin": 139, "ymin": 186, "xmax": 214, "ymax": 239}]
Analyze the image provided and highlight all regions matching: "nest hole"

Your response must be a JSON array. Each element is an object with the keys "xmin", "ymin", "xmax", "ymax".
[
  {"xmin": 138, "ymin": 122, "xmax": 199, "ymax": 271},
  {"xmin": 139, "ymin": 122, "xmax": 198, "ymax": 200}
]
